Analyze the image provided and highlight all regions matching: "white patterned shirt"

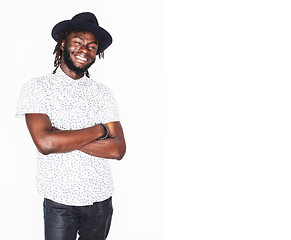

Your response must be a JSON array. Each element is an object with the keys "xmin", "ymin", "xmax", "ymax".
[{"xmin": 16, "ymin": 68, "xmax": 119, "ymax": 206}]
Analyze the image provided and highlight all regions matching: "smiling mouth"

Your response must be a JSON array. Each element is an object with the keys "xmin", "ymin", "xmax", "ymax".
[{"xmin": 75, "ymin": 55, "xmax": 88, "ymax": 62}]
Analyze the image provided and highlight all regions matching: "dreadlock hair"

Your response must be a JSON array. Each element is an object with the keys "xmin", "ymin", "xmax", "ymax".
[{"xmin": 52, "ymin": 30, "xmax": 104, "ymax": 78}]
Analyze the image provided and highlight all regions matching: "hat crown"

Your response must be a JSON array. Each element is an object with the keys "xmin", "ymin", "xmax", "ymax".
[{"xmin": 72, "ymin": 12, "xmax": 99, "ymax": 26}]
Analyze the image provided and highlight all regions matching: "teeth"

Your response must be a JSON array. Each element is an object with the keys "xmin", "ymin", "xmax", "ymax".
[{"xmin": 76, "ymin": 55, "xmax": 87, "ymax": 62}]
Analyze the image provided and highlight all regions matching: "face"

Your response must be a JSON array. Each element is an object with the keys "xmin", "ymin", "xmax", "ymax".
[{"xmin": 61, "ymin": 31, "xmax": 98, "ymax": 74}]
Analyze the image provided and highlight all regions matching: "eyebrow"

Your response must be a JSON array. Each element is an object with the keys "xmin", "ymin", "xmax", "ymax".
[{"xmin": 73, "ymin": 36, "xmax": 98, "ymax": 45}]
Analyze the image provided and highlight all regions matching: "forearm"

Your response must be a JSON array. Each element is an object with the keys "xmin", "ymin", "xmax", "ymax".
[
  {"xmin": 25, "ymin": 114, "xmax": 105, "ymax": 155},
  {"xmin": 78, "ymin": 122, "xmax": 126, "ymax": 160},
  {"xmin": 79, "ymin": 138, "xmax": 126, "ymax": 160},
  {"xmin": 25, "ymin": 114, "xmax": 125, "ymax": 158},
  {"xmin": 42, "ymin": 125, "xmax": 105, "ymax": 155}
]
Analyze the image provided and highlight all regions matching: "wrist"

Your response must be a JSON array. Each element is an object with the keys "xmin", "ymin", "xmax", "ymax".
[{"xmin": 97, "ymin": 123, "xmax": 109, "ymax": 140}]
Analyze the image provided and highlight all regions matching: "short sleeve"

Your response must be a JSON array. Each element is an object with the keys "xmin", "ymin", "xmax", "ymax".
[
  {"xmin": 99, "ymin": 86, "xmax": 120, "ymax": 124},
  {"xmin": 15, "ymin": 79, "xmax": 48, "ymax": 118}
]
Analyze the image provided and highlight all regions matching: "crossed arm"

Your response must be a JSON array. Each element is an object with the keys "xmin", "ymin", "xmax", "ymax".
[{"xmin": 25, "ymin": 113, "xmax": 126, "ymax": 160}]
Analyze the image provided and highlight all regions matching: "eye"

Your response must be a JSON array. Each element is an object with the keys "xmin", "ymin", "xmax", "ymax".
[
  {"xmin": 88, "ymin": 45, "xmax": 98, "ymax": 53},
  {"xmin": 74, "ymin": 41, "xmax": 82, "ymax": 45},
  {"xmin": 88, "ymin": 45, "xmax": 97, "ymax": 50}
]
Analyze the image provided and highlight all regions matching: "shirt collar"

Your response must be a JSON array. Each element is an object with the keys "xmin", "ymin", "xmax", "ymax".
[{"xmin": 55, "ymin": 67, "xmax": 89, "ymax": 84}]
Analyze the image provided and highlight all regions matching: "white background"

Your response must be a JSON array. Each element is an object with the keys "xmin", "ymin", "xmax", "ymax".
[
  {"xmin": 2, "ymin": 0, "xmax": 291, "ymax": 240},
  {"xmin": 165, "ymin": 0, "xmax": 291, "ymax": 239}
]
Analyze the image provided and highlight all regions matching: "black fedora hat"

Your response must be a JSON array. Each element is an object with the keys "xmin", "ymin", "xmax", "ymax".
[{"xmin": 52, "ymin": 12, "xmax": 112, "ymax": 52}]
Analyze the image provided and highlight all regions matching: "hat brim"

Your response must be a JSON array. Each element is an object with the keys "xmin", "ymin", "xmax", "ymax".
[{"xmin": 51, "ymin": 19, "xmax": 112, "ymax": 52}]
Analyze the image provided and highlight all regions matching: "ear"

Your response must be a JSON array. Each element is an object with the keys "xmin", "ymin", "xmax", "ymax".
[{"xmin": 60, "ymin": 40, "xmax": 65, "ymax": 51}]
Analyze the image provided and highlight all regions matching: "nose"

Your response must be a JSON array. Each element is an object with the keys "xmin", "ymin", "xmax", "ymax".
[{"xmin": 79, "ymin": 44, "xmax": 88, "ymax": 54}]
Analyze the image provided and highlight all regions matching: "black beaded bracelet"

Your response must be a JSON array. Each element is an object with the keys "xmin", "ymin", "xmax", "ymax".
[{"xmin": 97, "ymin": 123, "xmax": 109, "ymax": 140}]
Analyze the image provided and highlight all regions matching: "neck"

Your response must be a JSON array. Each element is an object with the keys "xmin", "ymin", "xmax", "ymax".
[{"xmin": 60, "ymin": 64, "xmax": 85, "ymax": 80}]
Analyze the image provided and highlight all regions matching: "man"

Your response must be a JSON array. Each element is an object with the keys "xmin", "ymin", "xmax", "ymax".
[{"xmin": 16, "ymin": 12, "xmax": 126, "ymax": 240}]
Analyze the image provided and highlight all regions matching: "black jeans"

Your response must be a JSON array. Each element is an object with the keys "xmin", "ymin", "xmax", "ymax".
[{"xmin": 43, "ymin": 197, "xmax": 113, "ymax": 240}]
